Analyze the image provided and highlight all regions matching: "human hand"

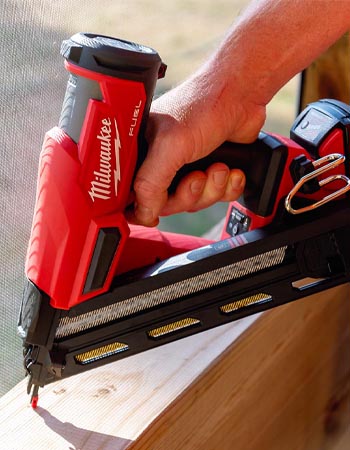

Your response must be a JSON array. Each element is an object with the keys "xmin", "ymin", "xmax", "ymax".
[
  {"xmin": 129, "ymin": 67, "xmax": 266, "ymax": 227},
  {"xmin": 127, "ymin": 0, "xmax": 350, "ymax": 228}
]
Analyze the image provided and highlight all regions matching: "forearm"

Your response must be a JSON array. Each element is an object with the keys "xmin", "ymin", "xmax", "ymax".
[
  {"xmin": 210, "ymin": 0, "xmax": 350, "ymax": 106},
  {"xmin": 133, "ymin": 0, "xmax": 350, "ymax": 225}
]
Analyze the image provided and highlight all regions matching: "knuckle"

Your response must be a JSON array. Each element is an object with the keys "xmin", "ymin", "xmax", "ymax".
[{"xmin": 134, "ymin": 176, "xmax": 159, "ymax": 198}]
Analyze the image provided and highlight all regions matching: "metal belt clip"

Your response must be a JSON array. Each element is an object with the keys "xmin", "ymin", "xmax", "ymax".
[{"xmin": 285, "ymin": 153, "xmax": 350, "ymax": 215}]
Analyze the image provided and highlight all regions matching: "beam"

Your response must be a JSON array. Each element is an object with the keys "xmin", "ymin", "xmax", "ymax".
[
  {"xmin": 299, "ymin": 33, "xmax": 350, "ymax": 111},
  {"xmin": 1, "ymin": 284, "xmax": 350, "ymax": 449}
]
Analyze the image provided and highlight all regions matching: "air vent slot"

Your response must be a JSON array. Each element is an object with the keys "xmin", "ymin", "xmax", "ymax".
[
  {"xmin": 75, "ymin": 341, "xmax": 129, "ymax": 365},
  {"xmin": 220, "ymin": 293, "xmax": 272, "ymax": 314},
  {"xmin": 148, "ymin": 318, "xmax": 201, "ymax": 340},
  {"xmin": 292, "ymin": 277, "xmax": 326, "ymax": 291}
]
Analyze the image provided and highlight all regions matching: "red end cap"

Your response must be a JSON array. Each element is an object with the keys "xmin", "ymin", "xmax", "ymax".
[{"xmin": 31, "ymin": 395, "xmax": 39, "ymax": 409}]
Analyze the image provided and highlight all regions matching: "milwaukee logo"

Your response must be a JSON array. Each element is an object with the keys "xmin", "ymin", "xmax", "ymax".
[{"xmin": 88, "ymin": 117, "xmax": 121, "ymax": 202}]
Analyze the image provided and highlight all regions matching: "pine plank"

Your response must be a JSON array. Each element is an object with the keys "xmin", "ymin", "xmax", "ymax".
[
  {"xmin": 131, "ymin": 285, "xmax": 350, "ymax": 450},
  {"xmin": 1, "ymin": 284, "xmax": 350, "ymax": 449},
  {"xmin": 0, "ymin": 311, "xmax": 258, "ymax": 449}
]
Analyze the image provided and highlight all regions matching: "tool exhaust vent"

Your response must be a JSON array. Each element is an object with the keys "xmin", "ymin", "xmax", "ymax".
[
  {"xmin": 291, "ymin": 277, "xmax": 326, "ymax": 291},
  {"xmin": 220, "ymin": 293, "xmax": 272, "ymax": 314},
  {"xmin": 148, "ymin": 318, "xmax": 201, "ymax": 340},
  {"xmin": 75, "ymin": 341, "xmax": 129, "ymax": 365}
]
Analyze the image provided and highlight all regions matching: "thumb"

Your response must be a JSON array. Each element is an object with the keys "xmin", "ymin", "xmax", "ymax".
[
  {"xmin": 132, "ymin": 115, "xmax": 194, "ymax": 226},
  {"xmin": 132, "ymin": 158, "xmax": 169, "ymax": 227}
]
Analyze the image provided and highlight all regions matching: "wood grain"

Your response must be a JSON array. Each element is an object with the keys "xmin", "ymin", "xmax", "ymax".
[
  {"xmin": 1, "ymin": 284, "xmax": 350, "ymax": 449},
  {"xmin": 130, "ymin": 285, "xmax": 350, "ymax": 450},
  {"xmin": 0, "ymin": 311, "xmax": 258, "ymax": 449}
]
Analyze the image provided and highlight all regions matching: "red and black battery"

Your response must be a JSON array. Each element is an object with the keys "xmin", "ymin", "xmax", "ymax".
[{"xmin": 222, "ymin": 99, "xmax": 350, "ymax": 238}]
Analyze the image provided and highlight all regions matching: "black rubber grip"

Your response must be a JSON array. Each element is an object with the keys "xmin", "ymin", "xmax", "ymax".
[{"xmin": 168, "ymin": 132, "xmax": 288, "ymax": 217}]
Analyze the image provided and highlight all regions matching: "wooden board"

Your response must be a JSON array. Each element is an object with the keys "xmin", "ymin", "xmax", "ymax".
[
  {"xmin": 1, "ymin": 284, "xmax": 350, "ymax": 449},
  {"xmin": 299, "ymin": 33, "xmax": 350, "ymax": 111}
]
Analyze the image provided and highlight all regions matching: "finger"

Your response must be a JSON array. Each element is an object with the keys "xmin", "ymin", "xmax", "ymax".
[
  {"xmin": 189, "ymin": 164, "xmax": 230, "ymax": 211},
  {"xmin": 223, "ymin": 168, "xmax": 246, "ymax": 201},
  {"xmin": 159, "ymin": 171, "xmax": 207, "ymax": 216},
  {"xmin": 189, "ymin": 165, "xmax": 245, "ymax": 212},
  {"xmin": 160, "ymin": 165, "xmax": 245, "ymax": 217}
]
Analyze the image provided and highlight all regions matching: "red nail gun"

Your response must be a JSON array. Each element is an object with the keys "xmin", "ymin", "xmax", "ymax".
[{"xmin": 18, "ymin": 33, "xmax": 350, "ymax": 408}]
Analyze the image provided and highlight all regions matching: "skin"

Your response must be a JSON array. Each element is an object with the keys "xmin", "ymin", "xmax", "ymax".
[{"xmin": 129, "ymin": 0, "xmax": 350, "ymax": 227}]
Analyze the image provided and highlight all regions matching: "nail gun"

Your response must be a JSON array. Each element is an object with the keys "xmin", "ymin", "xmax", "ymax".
[{"xmin": 18, "ymin": 33, "xmax": 350, "ymax": 408}]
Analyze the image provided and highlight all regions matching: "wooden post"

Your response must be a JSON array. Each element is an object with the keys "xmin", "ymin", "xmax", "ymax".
[{"xmin": 298, "ymin": 33, "xmax": 350, "ymax": 112}]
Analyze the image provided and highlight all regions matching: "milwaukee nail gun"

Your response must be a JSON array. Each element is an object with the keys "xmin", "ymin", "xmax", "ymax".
[{"xmin": 18, "ymin": 32, "xmax": 350, "ymax": 408}]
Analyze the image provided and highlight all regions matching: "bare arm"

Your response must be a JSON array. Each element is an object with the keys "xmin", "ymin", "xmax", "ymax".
[{"xmin": 131, "ymin": 0, "xmax": 350, "ymax": 226}]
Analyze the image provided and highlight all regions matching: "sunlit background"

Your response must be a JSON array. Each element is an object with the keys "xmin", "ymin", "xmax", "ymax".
[{"xmin": 0, "ymin": 0, "xmax": 297, "ymax": 396}]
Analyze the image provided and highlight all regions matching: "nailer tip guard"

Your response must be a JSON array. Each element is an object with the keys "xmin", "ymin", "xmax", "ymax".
[{"xmin": 18, "ymin": 32, "xmax": 350, "ymax": 407}]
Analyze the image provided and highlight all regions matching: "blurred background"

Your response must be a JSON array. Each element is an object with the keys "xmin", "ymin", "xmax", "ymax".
[{"xmin": 0, "ymin": 0, "xmax": 298, "ymax": 396}]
